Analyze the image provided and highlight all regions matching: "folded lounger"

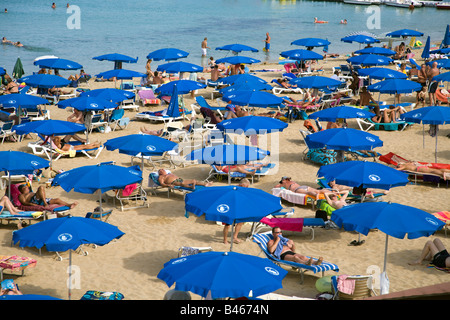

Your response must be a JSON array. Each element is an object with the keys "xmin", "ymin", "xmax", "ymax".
[{"xmin": 253, "ymin": 233, "xmax": 339, "ymax": 284}]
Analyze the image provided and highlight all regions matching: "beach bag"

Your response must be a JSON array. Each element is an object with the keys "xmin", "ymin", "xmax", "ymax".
[{"xmin": 315, "ymin": 210, "xmax": 328, "ymax": 221}]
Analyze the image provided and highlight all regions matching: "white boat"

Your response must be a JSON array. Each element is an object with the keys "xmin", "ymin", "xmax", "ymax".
[
  {"xmin": 384, "ymin": 0, "xmax": 424, "ymax": 7},
  {"xmin": 436, "ymin": 2, "xmax": 450, "ymax": 9},
  {"xmin": 418, "ymin": 1, "xmax": 438, "ymax": 7},
  {"xmin": 343, "ymin": 0, "xmax": 379, "ymax": 5}
]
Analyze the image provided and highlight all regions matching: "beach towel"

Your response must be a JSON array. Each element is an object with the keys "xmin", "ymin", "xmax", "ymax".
[
  {"xmin": 122, "ymin": 183, "xmax": 138, "ymax": 197},
  {"xmin": 273, "ymin": 235, "xmax": 290, "ymax": 259},
  {"xmin": 427, "ymin": 263, "xmax": 450, "ymax": 273},
  {"xmin": 0, "ymin": 211, "xmax": 44, "ymax": 219},
  {"xmin": 432, "ymin": 211, "xmax": 450, "ymax": 223},
  {"xmin": 260, "ymin": 217, "xmax": 304, "ymax": 233},
  {"xmin": 306, "ymin": 148, "xmax": 338, "ymax": 165},
  {"xmin": 380, "ymin": 152, "xmax": 450, "ymax": 170},
  {"xmin": 337, "ymin": 275, "xmax": 355, "ymax": 295},
  {"xmin": 271, "ymin": 187, "xmax": 308, "ymax": 205},
  {"xmin": 0, "ymin": 255, "xmax": 37, "ymax": 272}
]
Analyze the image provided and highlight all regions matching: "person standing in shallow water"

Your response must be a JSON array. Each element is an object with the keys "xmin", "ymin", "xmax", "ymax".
[{"xmin": 264, "ymin": 32, "xmax": 270, "ymax": 52}]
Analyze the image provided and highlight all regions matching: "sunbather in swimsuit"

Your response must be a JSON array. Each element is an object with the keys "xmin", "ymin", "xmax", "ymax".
[
  {"xmin": 396, "ymin": 161, "xmax": 450, "ymax": 180},
  {"xmin": 275, "ymin": 177, "xmax": 332, "ymax": 200}
]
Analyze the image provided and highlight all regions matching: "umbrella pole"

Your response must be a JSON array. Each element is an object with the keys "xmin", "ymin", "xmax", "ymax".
[
  {"xmin": 99, "ymin": 191, "xmax": 103, "ymax": 221},
  {"xmin": 228, "ymin": 165, "xmax": 231, "ymax": 185},
  {"xmin": 229, "ymin": 222, "xmax": 235, "ymax": 252},
  {"xmin": 68, "ymin": 250, "xmax": 72, "ymax": 300},
  {"xmin": 435, "ymin": 128, "xmax": 438, "ymax": 163},
  {"xmin": 383, "ymin": 234, "xmax": 389, "ymax": 273},
  {"xmin": 8, "ymin": 173, "xmax": 11, "ymax": 200},
  {"xmin": 422, "ymin": 124, "xmax": 425, "ymax": 149}
]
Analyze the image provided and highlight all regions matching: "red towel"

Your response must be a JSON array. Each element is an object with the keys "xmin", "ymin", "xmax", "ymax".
[
  {"xmin": 122, "ymin": 183, "xmax": 138, "ymax": 196},
  {"xmin": 260, "ymin": 217, "xmax": 304, "ymax": 232}
]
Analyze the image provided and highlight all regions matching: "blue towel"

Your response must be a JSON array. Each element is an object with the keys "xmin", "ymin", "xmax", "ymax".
[{"xmin": 273, "ymin": 235, "xmax": 290, "ymax": 259}]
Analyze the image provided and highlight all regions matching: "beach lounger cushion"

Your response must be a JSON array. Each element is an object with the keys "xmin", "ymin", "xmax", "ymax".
[
  {"xmin": 306, "ymin": 149, "xmax": 338, "ymax": 165},
  {"xmin": 80, "ymin": 290, "xmax": 124, "ymax": 300}
]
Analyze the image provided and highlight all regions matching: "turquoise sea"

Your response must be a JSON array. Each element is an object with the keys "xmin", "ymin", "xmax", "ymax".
[{"xmin": 0, "ymin": 0, "xmax": 448, "ymax": 77}]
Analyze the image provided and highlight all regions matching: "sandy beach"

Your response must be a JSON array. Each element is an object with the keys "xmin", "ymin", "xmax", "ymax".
[{"xmin": 0, "ymin": 49, "xmax": 449, "ymax": 301}]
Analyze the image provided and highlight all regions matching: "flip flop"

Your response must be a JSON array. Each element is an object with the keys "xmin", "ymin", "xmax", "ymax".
[{"xmin": 349, "ymin": 240, "xmax": 359, "ymax": 246}]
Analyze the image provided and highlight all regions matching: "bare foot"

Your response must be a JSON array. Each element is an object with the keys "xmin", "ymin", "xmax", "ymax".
[
  {"xmin": 70, "ymin": 202, "xmax": 78, "ymax": 209},
  {"xmin": 408, "ymin": 260, "xmax": 422, "ymax": 266},
  {"xmin": 233, "ymin": 238, "xmax": 241, "ymax": 244},
  {"xmin": 206, "ymin": 181, "xmax": 214, "ymax": 186},
  {"xmin": 305, "ymin": 257, "xmax": 313, "ymax": 266},
  {"xmin": 314, "ymin": 257, "xmax": 323, "ymax": 265}
]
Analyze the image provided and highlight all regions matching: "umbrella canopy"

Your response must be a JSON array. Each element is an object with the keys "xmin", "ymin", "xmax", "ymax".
[
  {"xmin": 18, "ymin": 74, "xmax": 70, "ymax": 88},
  {"xmin": 443, "ymin": 24, "xmax": 450, "ymax": 47},
  {"xmin": 157, "ymin": 251, "xmax": 287, "ymax": 299},
  {"xmin": 185, "ymin": 185, "xmax": 283, "ymax": 224},
  {"xmin": 219, "ymin": 74, "xmax": 267, "ymax": 86},
  {"xmin": 156, "ymin": 61, "xmax": 203, "ymax": 73},
  {"xmin": 386, "ymin": 29, "xmax": 424, "ymax": 38},
  {"xmin": 291, "ymin": 38, "xmax": 330, "ymax": 48},
  {"xmin": 432, "ymin": 71, "xmax": 450, "ymax": 82},
  {"xmin": 146, "ymin": 48, "xmax": 189, "ymax": 61},
  {"xmin": 341, "ymin": 35, "xmax": 380, "ymax": 44},
  {"xmin": 92, "ymin": 53, "xmax": 138, "ymax": 63},
  {"xmin": 155, "ymin": 79, "xmax": 206, "ymax": 95},
  {"xmin": 280, "ymin": 49, "xmax": 323, "ymax": 61},
  {"xmin": 186, "ymin": 144, "xmax": 269, "ymax": 166},
  {"xmin": 354, "ymin": 47, "xmax": 396, "ymax": 56},
  {"xmin": 221, "ymin": 90, "xmax": 283, "ymax": 108},
  {"xmin": 95, "ymin": 69, "xmax": 146, "ymax": 80},
  {"xmin": 34, "ymin": 58, "xmax": 82, "ymax": 70},
  {"xmin": 426, "ymin": 59, "xmax": 450, "ymax": 69},
  {"xmin": 357, "ymin": 67, "xmax": 407, "ymax": 80},
  {"xmin": 12, "ymin": 57, "xmax": 25, "ymax": 79},
  {"xmin": 367, "ymin": 79, "xmax": 422, "ymax": 94},
  {"xmin": 80, "ymin": 88, "xmax": 135, "ymax": 102},
  {"xmin": 216, "ymin": 115, "xmax": 288, "ymax": 135},
  {"xmin": 104, "ymin": 134, "xmax": 178, "ymax": 156},
  {"xmin": 0, "ymin": 67, "xmax": 6, "ymax": 76},
  {"xmin": 0, "ymin": 294, "xmax": 62, "ymax": 300},
  {"xmin": 401, "ymin": 106, "xmax": 450, "ymax": 125},
  {"xmin": 305, "ymin": 127, "xmax": 383, "ymax": 151},
  {"xmin": 308, "ymin": 106, "xmax": 375, "ymax": 122},
  {"xmin": 347, "ymin": 54, "xmax": 393, "ymax": 66},
  {"xmin": 13, "ymin": 119, "xmax": 86, "ymax": 137},
  {"xmin": 57, "ymin": 96, "xmax": 117, "ymax": 112},
  {"xmin": 289, "ymin": 75, "xmax": 341, "ymax": 90},
  {"xmin": 317, "ymin": 161, "xmax": 409, "ymax": 190},
  {"xmin": 215, "ymin": 43, "xmax": 258, "ymax": 53},
  {"xmin": 0, "ymin": 150, "xmax": 50, "ymax": 175},
  {"xmin": 215, "ymin": 56, "xmax": 261, "ymax": 65},
  {"xmin": 218, "ymin": 81, "xmax": 272, "ymax": 95},
  {"xmin": 430, "ymin": 48, "xmax": 450, "ymax": 55},
  {"xmin": 421, "ymin": 36, "xmax": 431, "ymax": 59},
  {"xmin": 52, "ymin": 163, "xmax": 143, "ymax": 194},
  {"xmin": 0, "ymin": 94, "xmax": 49, "ymax": 109}
]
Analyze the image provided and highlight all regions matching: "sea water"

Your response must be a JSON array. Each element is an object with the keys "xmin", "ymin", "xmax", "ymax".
[{"xmin": 0, "ymin": 0, "xmax": 448, "ymax": 77}]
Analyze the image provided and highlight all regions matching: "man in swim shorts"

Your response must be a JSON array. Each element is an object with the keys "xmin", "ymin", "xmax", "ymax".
[
  {"xmin": 18, "ymin": 185, "xmax": 78, "ymax": 209},
  {"xmin": 267, "ymin": 227, "xmax": 323, "ymax": 265},
  {"xmin": 201, "ymin": 37, "xmax": 210, "ymax": 57},
  {"xmin": 409, "ymin": 238, "xmax": 450, "ymax": 269},
  {"xmin": 264, "ymin": 32, "xmax": 270, "ymax": 52},
  {"xmin": 427, "ymin": 62, "xmax": 440, "ymax": 106},
  {"xmin": 157, "ymin": 169, "xmax": 212, "ymax": 190}
]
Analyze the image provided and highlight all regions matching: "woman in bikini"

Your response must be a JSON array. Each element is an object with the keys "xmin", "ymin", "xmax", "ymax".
[
  {"xmin": 51, "ymin": 136, "xmax": 102, "ymax": 151},
  {"xmin": 216, "ymin": 163, "xmax": 266, "ymax": 175},
  {"xmin": 396, "ymin": 161, "xmax": 450, "ymax": 180},
  {"xmin": 275, "ymin": 177, "xmax": 332, "ymax": 200}
]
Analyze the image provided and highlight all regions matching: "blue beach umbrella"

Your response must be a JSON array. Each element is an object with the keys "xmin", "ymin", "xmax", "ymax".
[
  {"xmin": 280, "ymin": 49, "xmax": 323, "ymax": 61},
  {"xmin": 186, "ymin": 144, "xmax": 270, "ymax": 166},
  {"xmin": 357, "ymin": 67, "xmax": 407, "ymax": 80},
  {"xmin": 341, "ymin": 35, "xmax": 380, "ymax": 44},
  {"xmin": 0, "ymin": 67, "xmax": 6, "ymax": 76},
  {"xmin": 367, "ymin": 78, "xmax": 422, "ymax": 94},
  {"xmin": 215, "ymin": 43, "xmax": 259, "ymax": 53},
  {"xmin": 347, "ymin": 54, "xmax": 393, "ymax": 66},
  {"xmin": 222, "ymin": 90, "xmax": 283, "ymax": 108},
  {"xmin": 386, "ymin": 29, "xmax": 424, "ymax": 38},
  {"xmin": 146, "ymin": 48, "xmax": 189, "ymax": 61},
  {"xmin": 432, "ymin": 71, "xmax": 450, "ymax": 83},
  {"xmin": 155, "ymin": 79, "xmax": 206, "ymax": 95},
  {"xmin": 421, "ymin": 36, "xmax": 431, "ymax": 60},
  {"xmin": 401, "ymin": 106, "xmax": 450, "ymax": 162},
  {"xmin": 308, "ymin": 106, "xmax": 375, "ymax": 122},
  {"xmin": 104, "ymin": 134, "xmax": 178, "ymax": 170},
  {"xmin": 0, "ymin": 94, "xmax": 49, "ymax": 110},
  {"xmin": 354, "ymin": 47, "xmax": 396, "ymax": 56},
  {"xmin": 92, "ymin": 53, "xmax": 138, "ymax": 66},
  {"xmin": 305, "ymin": 128, "xmax": 383, "ymax": 162},
  {"xmin": 216, "ymin": 116, "xmax": 288, "ymax": 135},
  {"xmin": 13, "ymin": 119, "xmax": 86, "ymax": 137},
  {"xmin": 443, "ymin": 24, "xmax": 450, "ymax": 47},
  {"xmin": 291, "ymin": 38, "xmax": 330, "ymax": 49},
  {"xmin": 219, "ymin": 74, "xmax": 267, "ymax": 86},
  {"xmin": 18, "ymin": 74, "xmax": 70, "ymax": 89},
  {"xmin": 426, "ymin": 59, "xmax": 450, "ymax": 69},
  {"xmin": 289, "ymin": 75, "xmax": 342, "ymax": 90},
  {"xmin": 12, "ymin": 215, "xmax": 125, "ymax": 299},
  {"xmin": 166, "ymin": 83, "xmax": 181, "ymax": 118},
  {"xmin": 95, "ymin": 68, "xmax": 146, "ymax": 80},
  {"xmin": 430, "ymin": 48, "xmax": 450, "ymax": 55},
  {"xmin": 33, "ymin": 58, "xmax": 82, "ymax": 71},
  {"xmin": 215, "ymin": 56, "xmax": 261, "ymax": 65},
  {"xmin": 80, "ymin": 88, "xmax": 135, "ymax": 103},
  {"xmin": 0, "ymin": 294, "xmax": 62, "ymax": 300},
  {"xmin": 157, "ymin": 251, "xmax": 287, "ymax": 299},
  {"xmin": 156, "ymin": 61, "xmax": 203, "ymax": 73},
  {"xmin": 332, "ymin": 201, "xmax": 444, "ymax": 294},
  {"xmin": 218, "ymin": 81, "xmax": 272, "ymax": 95},
  {"xmin": 317, "ymin": 161, "xmax": 409, "ymax": 190},
  {"xmin": 57, "ymin": 96, "xmax": 117, "ymax": 112}
]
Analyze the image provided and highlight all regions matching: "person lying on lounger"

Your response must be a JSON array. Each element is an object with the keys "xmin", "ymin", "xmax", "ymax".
[
  {"xmin": 51, "ymin": 136, "xmax": 102, "ymax": 152},
  {"xmin": 215, "ymin": 163, "xmax": 266, "ymax": 175},
  {"xmin": 275, "ymin": 176, "xmax": 333, "ymax": 200},
  {"xmin": 0, "ymin": 195, "xmax": 24, "ymax": 216},
  {"xmin": 324, "ymin": 190, "xmax": 350, "ymax": 209},
  {"xmin": 328, "ymin": 180, "xmax": 390, "ymax": 198},
  {"xmin": 157, "ymin": 169, "xmax": 213, "ymax": 190},
  {"xmin": 395, "ymin": 161, "xmax": 450, "ymax": 180},
  {"xmin": 268, "ymin": 227, "xmax": 323, "ymax": 265},
  {"xmin": 18, "ymin": 185, "xmax": 78, "ymax": 209},
  {"xmin": 408, "ymin": 238, "xmax": 450, "ymax": 269}
]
